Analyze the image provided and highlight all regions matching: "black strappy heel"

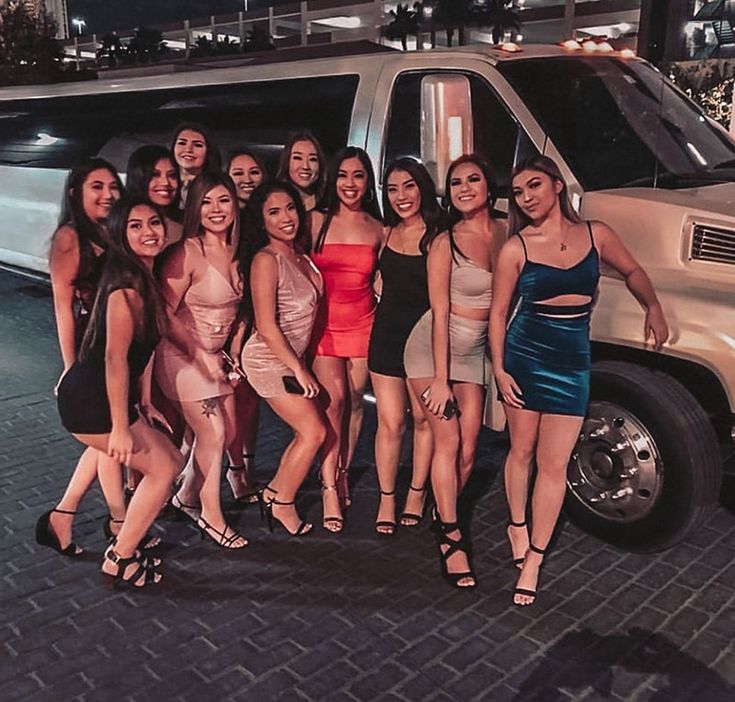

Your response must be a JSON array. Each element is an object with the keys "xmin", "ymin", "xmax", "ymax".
[
  {"xmin": 226, "ymin": 462, "xmax": 260, "ymax": 505},
  {"xmin": 400, "ymin": 484, "xmax": 428, "ymax": 527},
  {"xmin": 261, "ymin": 485, "xmax": 312, "ymax": 536},
  {"xmin": 375, "ymin": 489, "xmax": 397, "ymax": 536},
  {"xmin": 436, "ymin": 520, "xmax": 477, "ymax": 589},
  {"xmin": 507, "ymin": 519, "xmax": 529, "ymax": 568},
  {"xmin": 35, "ymin": 508, "xmax": 84, "ymax": 557},
  {"xmin": 103, "ymin": 515, "xmax": 161, "ymax": 550},
  {"xmin": 101, "ymin": 546, "xmax": 161, "ymax": 590},
  {"xmin": 196, "ymin": 516, "xmax": 248, "ymax": 549},
  {"xmin": 321, "ymin": 484, "xmax": 344, "ymax": 533},
  {"xmin": 513, "ymin": 543, "xmax": 546, "ymax": 606}
]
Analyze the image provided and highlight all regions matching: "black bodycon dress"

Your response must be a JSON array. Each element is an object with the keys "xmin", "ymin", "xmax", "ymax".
[
  {"xmin": 57, "ymin": 289, "xmax": 156, "ymax": 435},
  {"xmin": 367, "ymin": 242, "xmax": 429, "ymax": 378}
]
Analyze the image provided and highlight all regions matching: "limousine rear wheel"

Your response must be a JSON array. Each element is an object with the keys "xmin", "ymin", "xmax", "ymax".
[{"xmin": 564, "ymin": 361, "xmax": 721, "ymax": 552}]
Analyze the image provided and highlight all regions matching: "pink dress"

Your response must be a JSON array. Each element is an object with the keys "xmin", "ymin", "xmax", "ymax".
[
  {"xmin": 240, "ymin": 250, "xmax": 323, "ymax": 398},
  {"xmin": 155, "ymin": 238, "xmax": 242, "ymax": 402}
]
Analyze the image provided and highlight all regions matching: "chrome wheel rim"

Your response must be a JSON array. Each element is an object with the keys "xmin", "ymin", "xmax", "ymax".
[{"xmin": 567, "ymin": 401, "xmax": 662, "ymax": 523}]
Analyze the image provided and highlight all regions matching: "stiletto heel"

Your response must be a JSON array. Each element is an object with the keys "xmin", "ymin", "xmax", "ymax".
[
  {"xmin": 35, "ymin": 508, "xmax": 84, "ymax": 557},
  {"xmin": 170, "ymin": 493, "xmax": 200, "ymax": 523},
  {"xmin": 513, "ymin": 543, "xmax": 546, "ymax": 606},
  {"xmin": 436, "ymin": 519, "xmax": 476, "ymax": 589},
  {"xmin": 507, "ymin": 519, "xmax": 529, "ymax": 568},
  {"xmin": 321, "ymin": 484, "xmax": 344, "ymax": 533},
  {"xmin": 375, "ymin": 489, "xmax": 397, "ymax": 536},
  {"xmin": 400, "ymin": 484, "xmax": 428, "ymax": 527},
  {"xmin": 196, "ymin": 516, "xmax": 248, "ymax": 549},
  {"xmin": 263, "ymin": 494, "xmax": 312, "ymax": 536},
  {"xmin": 258, "ymin": 484, "xmax": 278, "ymax": 521}
]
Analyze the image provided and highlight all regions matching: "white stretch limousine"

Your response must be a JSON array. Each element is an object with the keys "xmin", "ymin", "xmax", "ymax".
[{"xmin": 1, "ymin": 41, "xmax": 734, "ymax": 552}]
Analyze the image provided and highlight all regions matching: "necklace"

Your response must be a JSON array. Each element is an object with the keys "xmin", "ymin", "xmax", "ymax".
[{"xmin": 559, "ymin": 224, "xmax": 569, "ymax": 252}]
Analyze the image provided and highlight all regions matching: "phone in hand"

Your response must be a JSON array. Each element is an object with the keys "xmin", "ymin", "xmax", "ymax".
[
  {"xmin": 442, "ymin": 399, "xmax": 460, "ymax": 420},
  {"xmin": 282, "ymin": 375, "xmax": 303, "ymax": 394},
  {"xmin": 221, "ymin": 350, "xmax": 247, "ymax": 382}
]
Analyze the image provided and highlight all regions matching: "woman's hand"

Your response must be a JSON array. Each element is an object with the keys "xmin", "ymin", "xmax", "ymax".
[
  {"xmin": 108, "ymin": 425, "xmax": 135, "ymax": 465},
  {"xmin": 645, "ymin": 304, "xmax": 669, "ymax": 352},
  {"xmin": 139, "ymin": 402, "xmax": 173, "ymax": 434},
  {"xmin": 421, "ymin": 380, "xmax": 454, "ymax": 419},
  {"xmin": 496, "ymin": 370, "xmax": 524, "ymax": 409},
  {"xmin": 295, "ymin": 365, "xmax": 320, "ymax": 399},
  {"xmin": 196, "ymin": 348, "xmax": 227, "ymax": 383}
]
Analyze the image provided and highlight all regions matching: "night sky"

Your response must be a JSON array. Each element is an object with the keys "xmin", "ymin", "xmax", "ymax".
[{"xmin": 66, "ymin": 1, "xmax": 277, "ymax": 34}]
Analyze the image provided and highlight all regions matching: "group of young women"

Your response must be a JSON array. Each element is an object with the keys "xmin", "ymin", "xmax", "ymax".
[{"xmin": 35, "ymin": 122, "xmax": 669, "ymax": 603}]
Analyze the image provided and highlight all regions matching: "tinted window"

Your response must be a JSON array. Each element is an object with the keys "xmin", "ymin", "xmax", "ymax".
[
  {"xmin": 0, "ymin": 74, "xmax": 359, "ymax": 172},
  {"xmin": 498, "ymin": 57, "xmax": 735, "ymax": 190},
  {"xmin": 383, "ymin": 71, "xmax": 536, "ymax": 195}
]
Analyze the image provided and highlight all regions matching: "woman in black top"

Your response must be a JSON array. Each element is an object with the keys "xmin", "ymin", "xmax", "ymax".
[
  {"xmin": 56, "ymin": 197, "xmax": 182, "ymax": 588},
  {"xmin": 367, "ymin": 158, "xmax": 440, "ymax": 536},
  {"xmin": 37, "ymin": 159, "xmax": 128, "ymax": 558}
]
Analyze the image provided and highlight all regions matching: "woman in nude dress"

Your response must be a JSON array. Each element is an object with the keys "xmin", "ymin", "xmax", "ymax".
[
  {"xmin": 155, "ymin": 171, "xmax": 247, "ymax": 549},
  {"xmin": 240, "ymin": 181, "xmax": 327, "ymax": 536}
]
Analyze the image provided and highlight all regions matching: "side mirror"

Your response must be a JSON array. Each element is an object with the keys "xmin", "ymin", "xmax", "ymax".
[{"xmin": 420, "ymin": 74, "xmax": 473, "ymax": 195}]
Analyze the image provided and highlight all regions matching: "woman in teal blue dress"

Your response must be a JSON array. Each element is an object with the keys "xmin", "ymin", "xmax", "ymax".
[{"xmin": 489, "ymin": 156, "xmax": 669, "ymax": 607}]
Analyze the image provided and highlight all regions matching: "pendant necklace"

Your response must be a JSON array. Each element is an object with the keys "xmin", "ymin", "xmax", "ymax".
[{"xmin": 559, "ymin": 224, "xmax": 569, "ymax": 252}]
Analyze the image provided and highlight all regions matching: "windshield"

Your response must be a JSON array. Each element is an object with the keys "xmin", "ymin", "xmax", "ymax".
[{"xmin": 497, "ymin": 56, "xmax": 735, "ymax": 191}]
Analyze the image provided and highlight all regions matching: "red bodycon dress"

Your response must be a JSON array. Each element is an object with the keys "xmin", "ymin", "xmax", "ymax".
[{"xmin": 311, "ymin": 243, "xmax": 378, "ymax": 358}]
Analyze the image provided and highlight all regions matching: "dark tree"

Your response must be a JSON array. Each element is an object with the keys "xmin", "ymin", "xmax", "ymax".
[
  {"xmin": 435, "ymin": 0, "xmax": 471, "ymax": 47},
  {"xmin": 472, "ymin": 0, "xmax": 521, "ymax": 44},
  {"xmin": 384, "ymin": 3, "xmax": 420, "ymax": 51}
]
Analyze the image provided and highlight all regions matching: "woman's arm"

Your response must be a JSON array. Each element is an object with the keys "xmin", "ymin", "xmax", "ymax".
[
  {"xmin": 422, "ymin": 233, "xmax": 454, "ymax": 416},
  {"xmin": 250, "ymin": 251, "xmax": 319, "ymax": 397},
  {"xmin": 489, "ymin": 239, "xmax": 524, "ymax": 408},
  {"xmin": 105, "ymin": 289, "xmax": 140, "ymax": 465},
  {"xmin": 594, "ymin": 221, "xmax": 669, "ymax": 351},
  {"xmin": 49, "ymin": 226, "xmax": 81, "ymax": 372}
]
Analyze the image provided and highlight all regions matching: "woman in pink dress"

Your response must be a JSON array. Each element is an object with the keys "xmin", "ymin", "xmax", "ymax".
[
  {"xmin": 309, "ymin": 147, "xmax": 382, "ymax": 531},
  {"xmin": 155, "ymin": 172, "xmax": 247, "ymax": 549}
]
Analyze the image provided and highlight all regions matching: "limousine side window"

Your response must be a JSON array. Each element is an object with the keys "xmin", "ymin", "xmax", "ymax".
[
  {"xmin": 384, "ymin": 71, "xmax": 536, "ymax": 195},
  {"xmin": 0, "ymin": 74, "xmax": 359, "ymax": 173}
]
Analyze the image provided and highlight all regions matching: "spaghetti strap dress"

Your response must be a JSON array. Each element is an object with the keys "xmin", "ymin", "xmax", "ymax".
[
  {"xmin": 155, "ymin": 237, "xmax": 242, "ymax": 402},
  {"xmin": 503, "ymin": 222, "xmax": 600, "ymax": 417},
  {"xmin": 57, "ymin": 288, "xmax": 157, "ymax": 435},
  {"xmin": 367, "ymin": 230, "xmax": 430, "ymax": 378},
  {"xmin": 311, "ymin": 243, "xmax": 378, "ymax": 358},
  {"xmin": 240, "ymin": 250, "xmax": 323, "ymax": 398},
  {"xmin": 404, "ymin": 238, "xmax": 493, "ymax": 385}
]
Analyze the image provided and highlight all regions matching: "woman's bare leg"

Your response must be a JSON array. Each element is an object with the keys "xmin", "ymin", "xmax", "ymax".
[
  {"xmin": 340, "ymin": 357, "xmax": 370, "ymax": 501},
  {"xmin": 503, "ymin": 405, "xmax": 541, "ymax": 567},
  {"xmin": 263, "ymin": 394, "xmax": 327, "ymax": 534},
  {"xmin": 370, "ymin": 372, "xmax": 409, "ymax": 533},
  {"xmin": 226, "ymin": 380, "xmax": 260, "ymax": 498},
  {"xmin": 312, "ymin": 355, "xmax": 347, "ymax": 529},
  {"xmin": 453, "ymin": 383, "xmax": 485, "ymax": 493},
  {"xmin": 514, "ymin": 413, "xmax": 583, "ymax": 605},
  {"xmin": 402, "ymin": 381, "xmax": 433, "ymax": 522}
]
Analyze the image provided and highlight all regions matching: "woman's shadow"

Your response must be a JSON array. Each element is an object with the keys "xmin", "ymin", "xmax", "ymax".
[{"xmin": 513, "ymin": 627, "xmax": 734, "ymax": 702}]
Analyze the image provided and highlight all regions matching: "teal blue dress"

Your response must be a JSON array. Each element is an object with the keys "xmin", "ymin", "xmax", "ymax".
[{"xmin": 503, "ymin": 222, "xmax": 600, "ymax": 417}]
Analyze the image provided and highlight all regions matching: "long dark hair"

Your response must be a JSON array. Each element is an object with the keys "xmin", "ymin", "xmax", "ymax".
[
  {"xmin": 125, "ymin": 144, "xmax": 181, "ymax": 218},
  {"xmin": 55, "ymin": 157, "xmax": 124, "ymax": 285},
  {"xmin": 79, "ymin": 197, "xmax": 167, "ymax": 361},
  {"xmin": 238, "ymin": 180, "xmax": 308, "ymax": 322},
  {"xmin": 382, "ymin": 157, "xmax": 443, "ymax": 255},
  {"xmin": 181, "ymin": 171, "xmax": 240, "ymax": 251},
  {"xmin": 508, "ymin": 155, "xmax": 580, "ymax": 236},
  {"xmin": 314, "ymin": 146, "xmax": 382, "ymax": 253},
  {"xmin": 276, "ymin": 129, "xmax": 327, "ymax": 203},
  {"xmin": 171, "ymin": 121, "xmax": 222, "ymax": 173},
  {"xmin": 443, "ymin": 153, "xmax": 498, "ymax": 226},
  {"xmin": 226, "ymin": 149, "xmax": 268, "ymax": 178}
]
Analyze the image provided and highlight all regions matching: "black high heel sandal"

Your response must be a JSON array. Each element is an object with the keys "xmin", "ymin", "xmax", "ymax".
[
  {"xmin": 400, "ymin": 484, "xmax": 428, "ymax": 527},
  {"xmin": 436, "ymin": 520, "xmax": 476, "ymax": 589},
  {"xmin": 35, "ymin": 508, "xmax": 84, "ymax": 557},
  {"xmin": 262, "ymin": 488, "xmax": 312, "ymax": 536},
  {"xmin": 507, "ymin": 519, "xmax": 529, "ymax": 568},
  {"xmin": 375, "ymin": 489, "xmax": 397, "ymax": 536},
  {"xmin": 226, "ymin": 464, "xmax": 260, "ymax": 505},
  {"xmin": 321, "ymin": 484, "xmax": 344, "ymax": 533},
  {"xmin": 170, "ymin": 493, "xmax": 200, "ymax": 523},
  {"xmin": 196, "ymin": 515, "xmax": 248, "ymax": 549},
  {"xmin": 513, "ymin": 543, "xmax": 546, "ymax": 606},
  {"xmin": 103, "ymin": 516, "xmax": 161, "ymax": 550},
  {"xmin": 101, "ymin": 546, "xmax": 161, "ymax": 590}
]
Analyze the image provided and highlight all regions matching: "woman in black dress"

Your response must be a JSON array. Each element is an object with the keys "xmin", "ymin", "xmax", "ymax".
[
  {"xmin": 367, "ymin": 158, "xmax": 440, "ymax": 535},
  {"xmin": 56, "ymin": 197, "xmax": 182, "ymax": 588}
]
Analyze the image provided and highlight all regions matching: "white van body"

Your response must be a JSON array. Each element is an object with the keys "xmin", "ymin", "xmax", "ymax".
[{"xmin": 1, "ymin": 43, "xmax": 733, "ymax": 551}]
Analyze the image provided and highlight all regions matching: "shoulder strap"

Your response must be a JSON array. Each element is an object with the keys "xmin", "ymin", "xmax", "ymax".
[
  {"xmin": 587, "ymin": 220, "xmax": 595, "ymax": 248},
  {"xmin": 516, "ymin": 233, "xmax": 528, "ymax": 261},
  {"xmin": 385, "ymin": 227, "xmax": 394, "ymax": 246}
]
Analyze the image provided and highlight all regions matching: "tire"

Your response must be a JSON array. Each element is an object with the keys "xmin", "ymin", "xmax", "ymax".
[{"xmin": 564, "ymin": 360, "xmax": 722, "ymax": 552}]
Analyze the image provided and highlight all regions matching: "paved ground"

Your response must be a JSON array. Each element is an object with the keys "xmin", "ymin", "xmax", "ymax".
[{"xmin": 1, "ymin": 267, "xmax": 734, "ymax": 702}]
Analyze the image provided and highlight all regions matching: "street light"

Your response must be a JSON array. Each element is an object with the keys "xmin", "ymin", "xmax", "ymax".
[{"xmin": 71, "ymin": 17, "xmax": 86, "ymax": 36}]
